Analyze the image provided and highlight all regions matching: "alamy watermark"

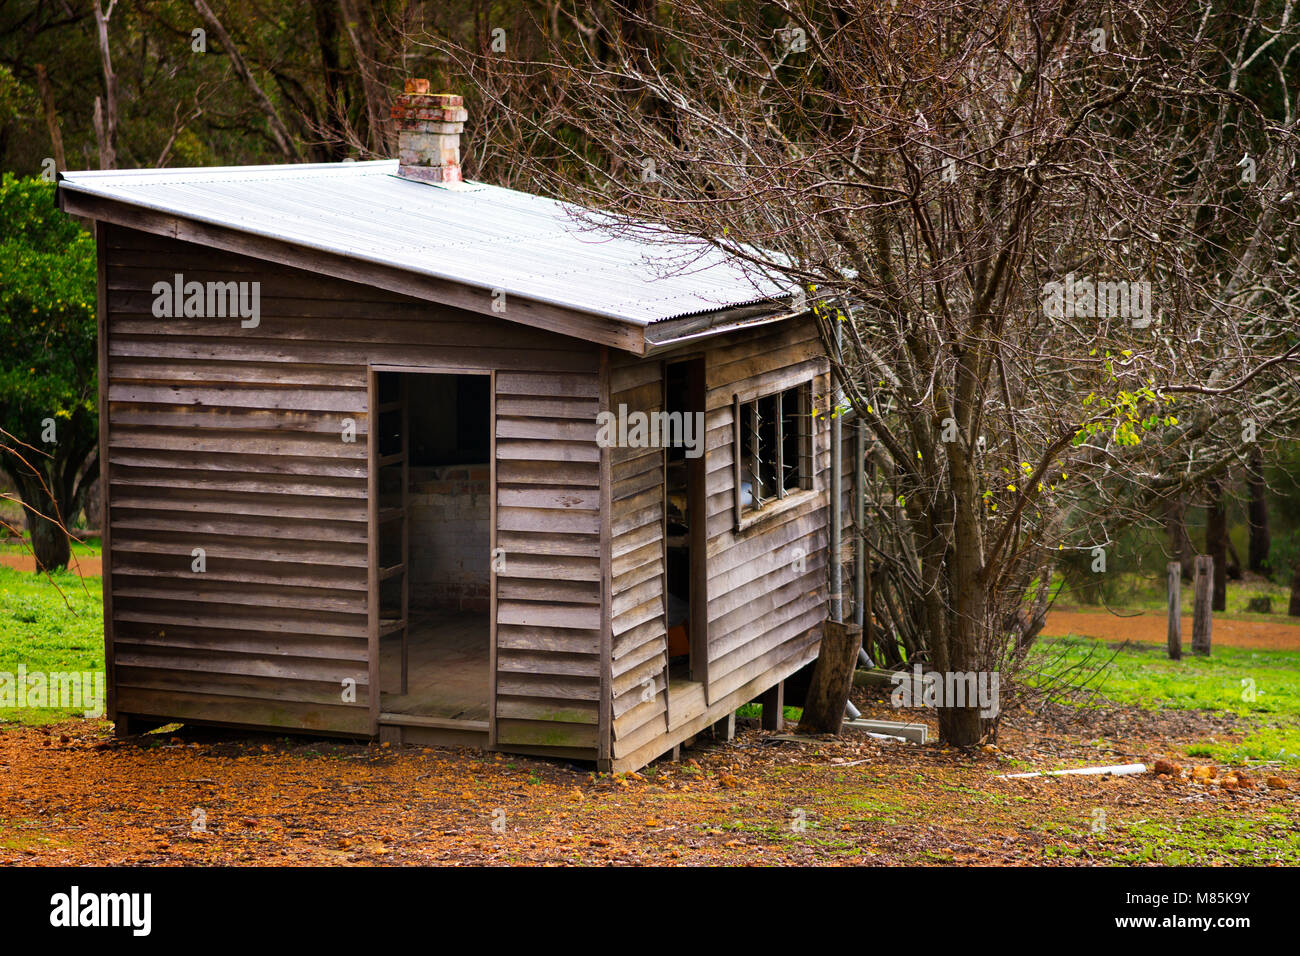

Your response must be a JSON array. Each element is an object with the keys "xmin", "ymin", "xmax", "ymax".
[
  {"xmin": 889, "ymin": 665, "xmax": 1000, "ymax": 718},
  {"xmin": 152, "ymin": 273, "xmax": 261, "ymax": 328},
  {"xmin": 1042, "ymin": 273, "xmax": 1152, "ymax": 328},
  {"xmin": 0, "ymin": 665, "xmax": 105, "ymax": 718},
  {"xmin": 596, "ymin": 405, "xmax": 705, "ymax": 459},
  {"xmin": 49, "ymin": 886, "xmax": 151, "ymax": 936}
]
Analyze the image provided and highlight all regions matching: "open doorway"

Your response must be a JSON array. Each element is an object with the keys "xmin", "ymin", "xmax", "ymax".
[
  {"xmin": 375, "ymin": 370, "xmax": 492, "ymax": 722},
  {"xmin": 664, "ymin": 358, "xmax": 707, "ymax": 688}
]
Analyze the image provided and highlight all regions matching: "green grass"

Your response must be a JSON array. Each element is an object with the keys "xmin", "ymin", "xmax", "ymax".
[
  {"xmin": 1032, "ymin": 635, "xmax": 1300, "ymax": 766},
  {"xmin": 735, "ymin": 703, "xmax": 803, "ymax": 722},
  {"xmin": 1105, "ymin": 813, "xmax": 1300, "ymax": 865},
  {"xmin": 0, "ymin": 565, "xmax": 104, "ymax": 725}
]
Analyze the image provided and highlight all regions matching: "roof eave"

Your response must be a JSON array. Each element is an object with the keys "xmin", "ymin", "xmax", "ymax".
[{"xmin": 641, "ymin": 301, "xmax": 805, "ymax": 355}]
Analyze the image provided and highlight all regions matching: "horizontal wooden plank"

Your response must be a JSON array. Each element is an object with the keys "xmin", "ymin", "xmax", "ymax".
[
  {"xmin": 495, "ymin": 624, "xmax": 601, "ymax": 655},
  {"xmin": 108, "ymin": 447, "xmax": 367, "ymax": 478},
  {"xmin": 497, "ymin": 506, "xmax": 600, "ymax": 535},
  {"xmin": 114, "ymin": 686, "xmax": 370, "ymax": 735},
  {"xmin": 496, "ymin": 486, "xmax": 600, "ymax": 511},
  {"xmin": 108, "ymin": 405, "xmax": 366, "ymax": 435},
  {"xmin": 495, "ymin": 531, "xmax": 599, "ymax": 558},
  {"xmin": 494, "ymin": 718, "xmax": 599, "ymax": 749},
  {"xmin": 496, "ymin": 372, "xmax": 599, "ymax": 398},
  {"xmin": 113, "ymin": 620, "xmax": 367, "ymax": 660},
  {"xmin": 496, "ymin": 416, "xmax": 598, "ymax": 442},
  {"xmin": 108, "ymin": 382, "xmax": 365, "ymax": 412},
  {"xmin": 495, "ymin": 459, "xmax": 600, "ymax": 487},
  {"xmin": 496, "ymin": 601, "xmax": 601, "ymax": 630},
  {"xmin": 115, "ymin": 645, "xmax": 368, "ymax": 684},
  {"xmin": 495, "ymin": 438, "xmax": 600, "ymax": 463},
  {"xmin": 111, "ymin": 510, "xmax": 368, "ymax": 544},
  {"xmin": 110, "ymin": 466, "xmax": 366, "ymax": 499},
  {"xmin": 111, "ymin": 531, "xmax": 367, "ymax": 567},
  {"xmin": 110, "ymin": 424, "xmax": 367, "ymax": 459},
  {"xmin": 111, "ymin": 358, "xmax": 367, "ymax": 388}
]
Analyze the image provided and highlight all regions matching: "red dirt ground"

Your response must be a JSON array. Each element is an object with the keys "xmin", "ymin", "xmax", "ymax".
[
  {"xmin": 0, "ymin": 554, "xmax": 102, "ymax": 576},
  {"xmin": 1044, "ymin": 609, "xmax": 1300, "ymax": 651},
  {"xmin": 1, "ymin": 697, "xmax": 1294, "ymax": 866}
]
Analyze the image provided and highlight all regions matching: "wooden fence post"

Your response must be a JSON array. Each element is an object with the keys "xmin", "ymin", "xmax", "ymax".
[
  {"xmin": 1193, "ymin": 555, "xmax": 1213, "ymax": 656},
  {"xmin": 1167, "ymin": 561, "xmax": 1182, "ymax": 660}
]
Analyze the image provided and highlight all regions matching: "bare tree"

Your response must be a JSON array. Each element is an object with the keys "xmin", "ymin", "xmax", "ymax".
[
  {"xmin": 91, "ymin": 0, "xmax": 117, "ymax": 169},
  {"xmin": 1247, "ymin": 445, "xmax": 1271, "ymax": 572},
  {"xmin": 33, "ymin": 63, "xmax": 66, "ymax": 173},
  {"xmin": 193, "ymin": 0, "xmax": 299, "ymax": 160},
  {"xmin": 432, "ymin": 0, "xmax": 1300, "ymax": 744}
]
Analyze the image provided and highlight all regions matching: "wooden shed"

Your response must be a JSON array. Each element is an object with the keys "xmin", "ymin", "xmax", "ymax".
[{"xmin": 57, "ymin": 90, "xmax": 847, "ymax": 772}]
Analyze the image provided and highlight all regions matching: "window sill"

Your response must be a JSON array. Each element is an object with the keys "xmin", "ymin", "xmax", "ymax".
[{"xmin": 735, "ymin": 487, "xmax": 820, "ymax": 534}]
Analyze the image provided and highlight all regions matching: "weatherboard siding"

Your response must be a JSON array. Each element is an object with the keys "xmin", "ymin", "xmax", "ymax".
[
  {"xmin": 606, "ymin": 318, "xmax": 831, "ymax": 767},
  {"xmin": 607, "ymin": 356, "xmax": 670, "ymax": 756},
  {"xmin": 702, "ymin": 319, "xmax": 830, "ymax": 705},
  {"xmin": 102, "ymin": 224, "xmax": 602, "ymax": 756}
]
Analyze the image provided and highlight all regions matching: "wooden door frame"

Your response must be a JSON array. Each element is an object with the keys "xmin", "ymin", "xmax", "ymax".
[
  {"xmin": 662, "ymin": 356, "xmax": 710, "ymax": 690},
  {"xmin": 367, "ymin": 365, "xmax": 496, "ymax": 740}
]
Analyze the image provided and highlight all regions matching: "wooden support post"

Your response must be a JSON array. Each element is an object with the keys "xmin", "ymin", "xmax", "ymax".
[
  {"xmin": 1193, "ymin": 555, "xmax": 1213, "ymax": 656},
  {"xmin": 113, "ymin": 714, "xmax": 137, "ymax": 738},
  {"xmin": 797, "ymin": 620, "xmax": 863, "ymax": 735},
  {"xmin": 711, "ymin": 712, "xmax": 736, "ymax": 741},
  {"xmin": 760, "ymin": 681, "xmax": 785, "ymax": 731},
  {"xmin": 1167, "ymin": 561, "xmax": 1182, "ymax": 660},
  {"xmin": 114, "ymin": 714, "xmax": 166, "ymax": 737}
]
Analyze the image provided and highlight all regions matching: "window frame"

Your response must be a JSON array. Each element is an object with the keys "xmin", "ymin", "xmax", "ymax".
[{"xmin": 732, "ymin": 375, "xmax": 817, "ymax": 531}]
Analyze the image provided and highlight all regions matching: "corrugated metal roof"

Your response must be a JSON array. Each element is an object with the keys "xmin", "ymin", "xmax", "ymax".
[{"xmin": 58, "ymin": 160, "xmax": 790, "ymax": 326}]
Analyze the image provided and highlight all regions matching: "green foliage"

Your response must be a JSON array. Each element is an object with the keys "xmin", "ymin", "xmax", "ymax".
[
  {"xmin": 0, "ymin": 173, "xmax": 97, "ymax": 451},
  {"xmin": 1072, "ymin": 375, "xmax": 1175, "ymax": 448},
  {"xmin": 0, "ymin": 63, "xmax": 26, "ymax": 128}
]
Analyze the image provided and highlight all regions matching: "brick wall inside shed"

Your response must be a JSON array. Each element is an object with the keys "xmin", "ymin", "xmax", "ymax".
[{"xmin": 408, "ymin": 464, "xmax": 491, "ymax": 612}]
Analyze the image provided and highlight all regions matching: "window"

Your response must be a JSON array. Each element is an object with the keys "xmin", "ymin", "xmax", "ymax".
[{"xmin": 736, "ymin": 381, "xmax": 813, "ymax": 520}]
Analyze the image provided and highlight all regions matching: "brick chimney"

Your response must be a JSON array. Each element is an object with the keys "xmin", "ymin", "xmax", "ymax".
[{"xmin": 391, "ymin": 79, "xmax": 468, "ymax": 184}]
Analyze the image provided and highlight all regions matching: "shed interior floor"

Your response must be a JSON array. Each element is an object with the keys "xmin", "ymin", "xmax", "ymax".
[{"xmin": 379, "ymin": 610, "xmax": 489, "ymax": 721}]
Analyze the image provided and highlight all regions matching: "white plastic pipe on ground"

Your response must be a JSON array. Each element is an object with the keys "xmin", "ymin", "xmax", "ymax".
[{"xmin": 1000, "ymin": 763, "xmax": 1147, "ymax": 779}]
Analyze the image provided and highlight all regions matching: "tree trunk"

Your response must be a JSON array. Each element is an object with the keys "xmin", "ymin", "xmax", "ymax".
[
  {"xmin": 310, "ymin": 0, "xmax": 348, "ymax": 160},
  {"xmin": 34, "ymin": 63, "xmax": 66, "ymax": 173},
  {"xmin": 1226, "ymin": 536, "xmax": 1243, "ymax": 580},
  {"xmin": 92, "ymin": 1, "xmax": 118, "ymax": 169},
  {"xmin": 28, "ymin": 507, "xmax": 71, "ymax": 572},
  {"xmin": 937, "ymin": 699, "xmax": 983, "ymax": 745},
  {"xmin": 11, "ymin": 473, "xmax": 71, "ymax": 572},
  {"xmin": 339, "ymin": 0, "xmax": 391, "ymax": 155},
  {"xmin": 1206, "ymin": 480, "xmax": 1228, "ymax": 612},
  {"xmin": 1167, "ymin": 495, "xmax": 1194, "ymax": 580},
  {"xmin": 1247, "ymin": 446, "xmax": 1270, "ymax": 573}
]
